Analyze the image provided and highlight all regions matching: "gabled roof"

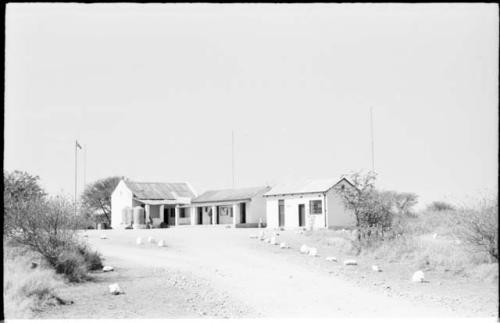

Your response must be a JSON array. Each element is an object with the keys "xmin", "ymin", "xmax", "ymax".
[
  {"xmin": 124, "ymin": 180, "xmax": 196, "ymax": 200},
  {"xmin": 192, "ymin": 186, "xmax": 271, "ymax": 204},
  {"xmin": 263, "ymin": 177, "xmax": 355, "ymax": 197}
]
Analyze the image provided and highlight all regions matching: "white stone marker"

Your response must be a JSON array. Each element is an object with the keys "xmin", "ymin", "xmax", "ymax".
[
  {"xmin": 136, "ymin": 237, "xmax": 143, "ymax": 245},
  {"xmin": 279, "ymin": 242, "xmax": 289, "ymax": 249},
  {"xmin": 147, "ymin": 236, "xmax": 155, "ymax": 244},
  {"xmin": 108, "ymin": 283, "xmax": 121, "ymax": 295},
  {"xmin": 412, "ymin": 270, "xmax": 425, "ymax": 282},
  {"xmin": 103, "ymin": 266, "xmax": 114, "ymax": 272},
  {"xmin": 300, "ymin": 245, "xmax": 309, "ymax": 254},
  {"xmin": 325, "ymin": 256, "xmax": 337, "ymax": 262},
  {"xmin": 372, "ymin": 265, "xmax": 381, "ymax": 272},
  {"xmin": 158, "ymin": 239, "xmax": 166, "ymax": 247},
  {"xmin": 343, "ymin": 259, "xmax": 358, "ymax": 266},
  {"xmin": 308, "ymin": 248, "xmax": 318, "ymax": 257}
]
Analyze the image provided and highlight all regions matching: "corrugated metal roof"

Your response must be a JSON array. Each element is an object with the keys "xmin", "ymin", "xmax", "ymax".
[
  {"xmin": 125, "ymin": 181, "xmax": 196, "ymax": 200},
  {"xmin": 192, "ymin": 186, "xmax": 271, "ymax": 204},
  {"xmin": 263, "ymin": 178, "xmax": 354, "ymax": 196},
  {"xmin": 134, "ymin": 199, "xmax": 178, "ymax": 205}
]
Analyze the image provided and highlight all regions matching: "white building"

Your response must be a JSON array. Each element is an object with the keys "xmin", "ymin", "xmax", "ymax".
[
  {"xmin": 111, "ymin": 179, "xmax": 197, "ymax": 228},
  {"xmin": 263, "ymin": 178, "xmax": 357, "ymax": 229},
  {"xmin": 190, "ymin": 186, "xmax": 271, "ymax": 227}
]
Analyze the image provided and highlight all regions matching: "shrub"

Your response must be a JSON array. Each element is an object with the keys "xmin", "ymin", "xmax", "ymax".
[
  {"xmin": 4, "ymin": 170, "xmax": 46, "ymax": 235},
  {"xmin": 6, "ymin": 196, "xmax": 80, "ymax": 265},
  {"xmin": 3, "ymin": 245, "xmax": 64, "ymax": 318},
  {"xmin": 339, "ymin": 171, "xmax": 396, "ymax": 232},
  {"xmin": 76, "ymin": 243, "xmax": 103, "ymax": 271},
  {"xmin": 4, "ymin": 170, "xmax": 104, "ymax": 282},
  {"xmin": 54, "ymin": 249, "xmax": 89, "ymax": 282},
  {"xmin": 455, "ymin": 197, "xmax": 498, "ymax": 261},
  {"xmin": 427, "ymin": 201, "xmax": 455, "ymax": 212}
]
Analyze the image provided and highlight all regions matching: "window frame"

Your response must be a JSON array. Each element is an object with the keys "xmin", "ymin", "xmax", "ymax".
[{"xmin": 309, "ymin": 200, "xmax": 323, "ymax": 215}]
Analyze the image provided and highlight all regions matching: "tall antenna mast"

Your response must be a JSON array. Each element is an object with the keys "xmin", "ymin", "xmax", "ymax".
[
  {"xmin": 370, "ymin": 107, "xmax": 375, "ymax": 171},
  {"xmin": 231, "ymin": 130, "xmax": 235, "ymax": 188},
  {"xmin": 83, "ymin": 144, "xmax": 86, "ymax": 189},
  {"xmin": 75, "ymin": 141, "xmax": 77, "ymax": 216}
]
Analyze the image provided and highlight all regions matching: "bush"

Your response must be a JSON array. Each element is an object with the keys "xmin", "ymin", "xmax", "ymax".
[
  {"xmin": 427, "ymin": 201, "xmax": 455, "ymax": 212},
  {"xmin": 4, "ymin": 170, "xmax": 46, "ymax": 236},
  {"xmin": 54, "ymin": 250, "xmax": 89, "ymax": 283},
  {"xmin": 455, "ymin": 197, "xmax": 498, "ymax": 261},
  {"xmin": 3, "ymin": 244, "xmax": 64, "ymax": 318},
  {"xmin": 6, "ymin": 196, "xmax": 80, "ymax": 265},
  {"xmin": 76, "ymin": 243, "xmax": 103, "ymax": 271},
  {"xmin": 54, "ymin": 243, "xmax": 103, "ymax": 281}
]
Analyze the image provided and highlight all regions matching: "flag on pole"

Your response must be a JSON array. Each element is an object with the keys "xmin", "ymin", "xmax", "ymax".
[{"xmin": 76, "ymin": 140, "xmax": 82, "ymax": 149}]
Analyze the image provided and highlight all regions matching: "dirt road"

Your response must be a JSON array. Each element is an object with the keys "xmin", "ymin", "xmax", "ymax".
[{"xmin": 42, "ymin": 226, "xmax": 474, "ymax": 318}]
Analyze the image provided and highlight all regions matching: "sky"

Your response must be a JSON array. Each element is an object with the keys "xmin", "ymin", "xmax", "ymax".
[{"xmin": 4, "ymin": 3, "xmax": 499, "ymax": 208}]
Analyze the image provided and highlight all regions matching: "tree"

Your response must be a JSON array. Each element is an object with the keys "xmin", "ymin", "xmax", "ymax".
[
  {"xmin": 4, "ymin": 170, "xmax": 46, "ymax": 235},
  {"xmin": 379, "ymin": 190, "xmax": 418, "ymax": 216},
  {"xmin": 337, "ymin": 170, "xmax": 396, "ymax": 248},
  {"xmin": 337, "ymin": 170, "xmax": 378, "ymax": 227},
  {"xmin": 10, "ymin": 196, "xmax": 79, "ymax": 264},
  {"xmin": 426, "ymin": 201, "xmax": 455, "ymax": 212},
  {"xmin": 456, "ymin": 197, "xmax": 498, "ymax": 261},
  {"xmin": 80, "ymin": 176, "xmax": 122, "ymax": 226}
]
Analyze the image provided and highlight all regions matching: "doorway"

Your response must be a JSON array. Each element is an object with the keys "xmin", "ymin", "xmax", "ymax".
[
  {"xmin": 278, "ymin": 200, "xmax": 285, "ymax": 227},
  {"xmin": 298, "ymin": 204, "xmax": 305, "ymax": 227},
  {"xmin": 197, "ymin": 207, "xmax": 203, "ymax": 225},
  {"xmin": 240, "ymin": 203, "xmax": 246, "ymax": 224}
]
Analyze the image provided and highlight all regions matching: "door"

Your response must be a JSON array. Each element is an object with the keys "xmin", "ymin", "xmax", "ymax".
[
  {"xmin": 278, "ymin": 200, "xmax": 285, "ymax": 227},
  {"xmin": 197, "ymin": 207, "xmax": 203, "ymax": 225},
  {"xmin": 163, "ymin": 208, "xmax": 168, "ymax": 224},
  {"xmin": 298, "ymin": 204, "xmax": 305, "ymax": 227},
  {"xmin": 167, "ymin": 208, "xmax": 175, "ymax": 226},
  {"xmin": 240, "ymin": 203, "xmax": 246, "ymax": 224}
]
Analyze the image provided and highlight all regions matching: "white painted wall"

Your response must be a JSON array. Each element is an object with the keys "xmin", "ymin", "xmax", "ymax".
[
  {"xmin": 326, "ymin": 189, "xmax": 356, "ymax": 228},
  {"xmin": 265, "ymin": 192, "xmax": 327, "ymax": 229},
  {"xmin": 266, "ymin": 199, "xmax": 279, "ymax": 228},
  {"xmin": 265, "ymin": 189, "xmax": 356, "ymax": 229},
  {"xmin": 247, "ymin": 194, "xmax": 267, "ymax": 224},
  {"xmin": 110, "ymin": 180, "xmax": 133, "ymax": 229}
]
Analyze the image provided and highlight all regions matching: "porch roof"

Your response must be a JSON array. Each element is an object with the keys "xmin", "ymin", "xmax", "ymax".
[
  {"xmin": 125, "ymin": 180, "xmax": 196, "ymax": 200},
  {"xmin": 192, "ymin": 186, "xmax": 271, "ymax": 204},
  {"xmin": 263, "ymin": 177, "xmax": 356, "ymax": 196},
  {"xmin": 134, "ymin": 198, "xmax": 188, "ymax": 205}
]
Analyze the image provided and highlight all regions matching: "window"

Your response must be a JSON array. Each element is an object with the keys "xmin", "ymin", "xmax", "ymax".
[
  {"xmin": 179, "ymin": 208, "xmax": 186, "ymax": 218},
  {"xmin": 309, "ymin": 200, "xmax": 322, "ymax": 214}
]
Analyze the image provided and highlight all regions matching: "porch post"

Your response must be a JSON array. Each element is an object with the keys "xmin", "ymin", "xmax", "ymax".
[
  {"xmin": 211, "ymin": 205, "xmax": 217, "ymax": 225},
  {"xmin": 159, "ymin": 205, "xmax": 165, "ymax": 224},
  {"xmin": 232, "ymin": 203, "xmax": 238, "ymax": 228},
  {"xmin": 174, "ymin": 206, "xmax": 180, "ymax": 226},
  {"xmin": 145, "ymin": 204, "xmax": 151, "ymax": 225},
  {"xmin": 190, "ymin": 206, "xmax": 196, "ymax": 225}
]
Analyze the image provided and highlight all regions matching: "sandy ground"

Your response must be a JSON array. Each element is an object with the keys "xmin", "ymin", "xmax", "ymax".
[{"xmin": 37, "ymin": 226, "xmax": 497, "ymax": 318}]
